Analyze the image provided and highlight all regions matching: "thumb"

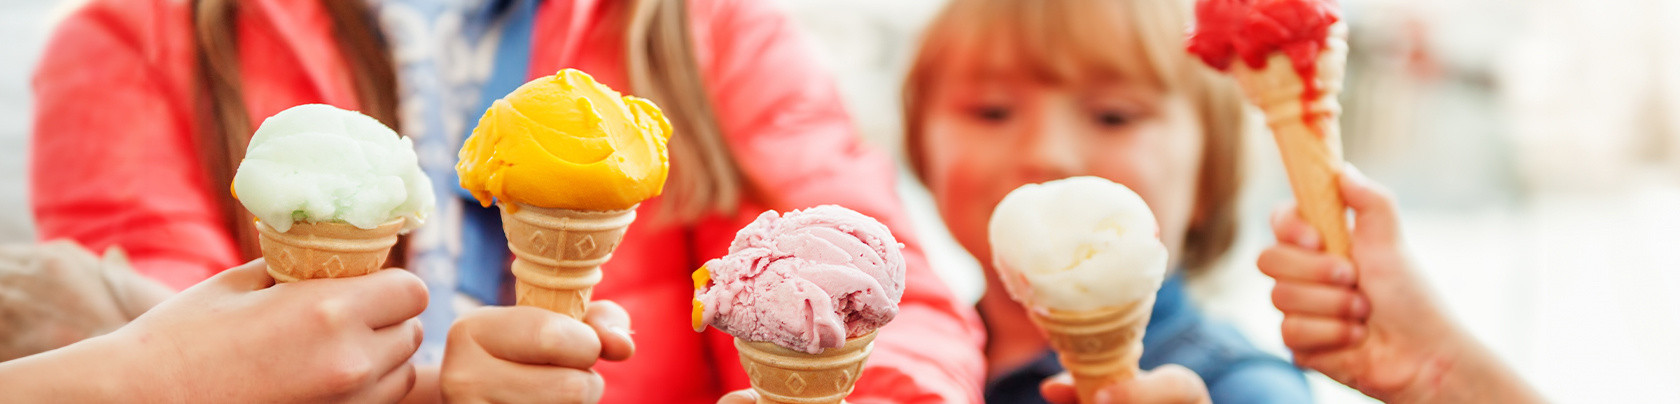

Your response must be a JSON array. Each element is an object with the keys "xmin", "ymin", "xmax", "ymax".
[
  {"xmin": 199, "ymin": 259, "xmax": 276, "ymax": 293},
  {"xmin": 1090, "ymin": 365, "xmax": 1209, "ymax": 404},
  {"xmin": 1339, "ymin": 164, "xmax": 1401, "ymax": 245},
  {"xmin": 585, "ymin": 300, "xmax": 635, "ymax": 361}
]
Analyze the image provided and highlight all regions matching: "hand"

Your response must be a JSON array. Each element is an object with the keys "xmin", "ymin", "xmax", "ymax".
[
  {"xmin": 0, "ymin": 241, "xmax": 171, "ymax": 361},
  {"xmin": 1258, "ymin": 165, "xmax": 1542, "ymax": 403},
  {"xmin": 440, "ymin": 302, "xmax": 635, "ymax": 404},
  {"xmin": 717, "ymin": 390, "xmax": 757, "ymax": 404},
  {"xmin": 1038, "ymin": 365, "xmax": 1210, "ymax": 404},
  {"xmin": 116, "ymin": 259, "xmax": 428, "ymax": 403}
]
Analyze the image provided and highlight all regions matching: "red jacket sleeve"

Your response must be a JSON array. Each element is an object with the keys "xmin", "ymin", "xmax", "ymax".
[
  {"xmin": 692, "ymin": 1, "xmax": 987, "ymax": 402},
  {"xmin": 31, "ymin": 1, "xmax": 238, "ymax": 290}
]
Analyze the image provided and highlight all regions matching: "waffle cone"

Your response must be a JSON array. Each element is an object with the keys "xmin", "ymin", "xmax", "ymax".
[
  {"xmin": 1029, "ymin": 298, "xmax": 1155, "ymax": 403},
  {"xmin": 255, "ymin": 218, "xmax": 404, "ymax": 282},
  {"xmin": 1230, "ymin": 22, "xmax": 1352, "ymax": 258},
  {"xmin": 500, "ymin": 203, "xmax": 637, "ymax": 319},
  {"xmin": 735, "ymin": 331, "xmax": 877, "ymax": 404}
]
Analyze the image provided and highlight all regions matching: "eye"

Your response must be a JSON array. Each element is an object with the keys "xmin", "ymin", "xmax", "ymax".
[
  {"xmin": 969, "ymin": 105, "xmax": 1013, "ymax": 123},
  {"xmin": 1093, "ymin": 110, "xmax": 1132, "ymax": 128}
]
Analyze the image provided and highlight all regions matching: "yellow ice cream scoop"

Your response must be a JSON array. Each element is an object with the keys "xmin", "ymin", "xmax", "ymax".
[{"xmin": 457, "ymin": 69, "xmax": 672, "ymax": 211}]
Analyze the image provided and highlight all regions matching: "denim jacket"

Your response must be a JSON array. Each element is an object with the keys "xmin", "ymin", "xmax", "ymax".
[{"xmin": 985, "ymin": 274, "xmax": 1313, "ymax": 403}]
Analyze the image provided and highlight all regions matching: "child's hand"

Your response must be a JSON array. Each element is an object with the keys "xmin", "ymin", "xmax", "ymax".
[
  {"xmin": 118, "ymin": 259, "xmax": 429, "ymax": 403},
  {"xmin": 716, "ymin": 390, "xmax": 760, "ymax": 404},
  {"xmin": 440, "ymin": 302, "xmax": 635, "ymax": 404},
  {"xmin": 1037, "ymin": 365, "xmax": 1210, "ymax": 404},
  {"xmin": 0, "ymin": 241, "xmax": 136, "ymax": 361},
  {"xmin": 1259, "ymin": 166, "xmax": 1541, "ymax": 403}
]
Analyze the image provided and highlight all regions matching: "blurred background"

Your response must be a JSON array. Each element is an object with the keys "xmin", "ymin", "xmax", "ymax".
[{"xmin": 5, "ymin": 0, "xmax": 1680, "ymax": 402}]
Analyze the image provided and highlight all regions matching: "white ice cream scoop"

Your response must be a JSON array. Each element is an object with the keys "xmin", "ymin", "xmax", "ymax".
[{"xmin": 987, "ymin": 176, "xmax": 1169, "ymax": 311}]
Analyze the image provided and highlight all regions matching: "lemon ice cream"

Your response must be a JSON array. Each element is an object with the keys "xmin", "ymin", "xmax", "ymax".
[{"xmin": 232, "ymin": 104, "xmax": 434, "ymax": 233}]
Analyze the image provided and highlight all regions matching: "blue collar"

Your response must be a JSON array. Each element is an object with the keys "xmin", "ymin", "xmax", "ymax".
[
  {"xmin": 452, "ymin": 0, "xmax": 539, "ymax": 306},
  {"xmin": 1150, "ymin": 272, "xmax": 1190, "ymax": 329}
]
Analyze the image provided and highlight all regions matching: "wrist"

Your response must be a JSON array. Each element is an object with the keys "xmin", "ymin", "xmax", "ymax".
[
  {"xmin": 86, "ymin": 331, "xmax": 165, "ymax": 402},
  {"xmin": 0, "ymin": 332, "xmax": 147, "ymax": 402},
  {"xmin": 92, "ymin": 328, "xmax": 189, "ymax": 403},
  {"xmin": 1398, "ymin": 333, "xmax": 1542, "ymax": 404}
]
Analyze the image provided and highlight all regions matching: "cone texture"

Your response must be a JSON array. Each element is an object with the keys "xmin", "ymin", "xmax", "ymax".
[
  {"xmin": 736, "ymin": 331, "xmax": 877, "ymax": 404},
  {"xmin": 500, "ymin": 203, "xmax": 636, "ymax": 319},
  {"xmin": 1230, "ymin": 22, "xmax": 1352, "ymax": 258},
  {"xmin": 1030, "ymin": 298, "xmax": 1155, "ymax": 404},
  {"xmin": 256, "ymin": 219, "xmax": 404, "ymax": 283}
]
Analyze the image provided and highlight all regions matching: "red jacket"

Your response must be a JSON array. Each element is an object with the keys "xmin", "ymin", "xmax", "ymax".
[{"xmin": 32, "ymin": 0, "xmax": 985, "ymax": 402}]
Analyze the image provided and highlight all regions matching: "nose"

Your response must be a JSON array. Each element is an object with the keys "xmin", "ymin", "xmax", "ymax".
[{"xmin": 1018, "ymin": 110, "xmax": 1083, "ymax": 183}]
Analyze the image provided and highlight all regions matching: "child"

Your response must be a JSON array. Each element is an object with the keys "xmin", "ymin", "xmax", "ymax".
[
  {"xmin": 901, "ymin": 0, "xmax": 1312, "ymax": 402},
  {"xmin": 32, "ymin": 0, "xmax": 984, "ymax": 402}
]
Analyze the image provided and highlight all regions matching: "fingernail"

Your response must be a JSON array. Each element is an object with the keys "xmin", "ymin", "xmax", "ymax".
[
  {"xmin": 609, "ymin": 326, "xmax": 634, "ymax": 340},
  {"xmin": 1330, "ymin": 264, "xmax": 1354, "ymax": 285},
  {"xmin": 1350, "ymin": 324, "xmax": 1368, "ymax": 342},
  {"xmin": 1298, "ymin": 231, "xmax": 1322, "ymax": 250},
  {"xmin": 1349, "ymin": 295, "xmax": 1369, "ymax": 318},
  {"xmin": 1093, "ymin": 388, "xmax": 1114, "ymax": 404}
]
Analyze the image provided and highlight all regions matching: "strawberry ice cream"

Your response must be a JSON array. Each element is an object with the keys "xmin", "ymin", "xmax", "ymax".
[
  {"xmin": 1186, "ymin": 0, "xmax": 1355, "ymax": 258},
  {"xmin": 692, "ymin": 205, "xmax": 906, "ymax": 354},
  {"xmin": 1188, "ymin": 0, "xmax": 1341, "ymax": 126}
]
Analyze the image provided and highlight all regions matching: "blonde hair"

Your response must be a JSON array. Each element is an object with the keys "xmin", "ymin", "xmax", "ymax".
[
  {"xmin": 626, "ymin": 0, "xmax": 744, "ymax": 223},
  {"xmin": 902, "ymin": 0, "xmax": 1248, "ymax": 273}
]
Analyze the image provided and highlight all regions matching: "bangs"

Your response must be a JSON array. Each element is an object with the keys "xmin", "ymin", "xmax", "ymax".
[
  {"xmin": 904, "ymin": 0, "xmax": 1251, "ymax": 274},
  {"xmin": 918, "ymin": 0, "xmax": 1199, "ymax": 91}
]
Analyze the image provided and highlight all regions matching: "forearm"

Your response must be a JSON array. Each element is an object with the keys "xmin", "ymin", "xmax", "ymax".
[
  {"xmin": 1400, "ymin": 333, "xmax": 1545, "ymax": 404},
  {"xmin": 1439, "ymin": 343, "xmax": 1545, "ymax": 404},
  {"xmin": 0, "ymin": 334, "xmax": 150, "ymax": 402}
]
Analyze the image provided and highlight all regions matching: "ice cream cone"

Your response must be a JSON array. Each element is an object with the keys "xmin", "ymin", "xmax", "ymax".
[
  {"xmin": 255, "ymin": 218, "xmax": 405, "ymax": 283},
  {"xmin": 500, "ymin": 202, "xmax": 637, "ymax": 319},
  {"xmin": 1229, "ymin": 22, "xmax": 1352, "ymax": 258},
  {"xmin": 735, "ymin": 331, "xmax": 877, "ymax": 404},
  {"xmin": 1029, "ymin": 298, "xmax": 1155, "ymax": 404}
]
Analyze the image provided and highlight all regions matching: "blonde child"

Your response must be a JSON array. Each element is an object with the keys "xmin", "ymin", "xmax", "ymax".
[{"xmin": 901, "ymin": 0, "xmax": 1311, "ymax": 402}]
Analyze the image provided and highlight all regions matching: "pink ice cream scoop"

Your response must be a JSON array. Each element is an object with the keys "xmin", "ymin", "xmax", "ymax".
[{"xmin": 692, "ymin": 205, "xmax": 907, "ymax": 354}]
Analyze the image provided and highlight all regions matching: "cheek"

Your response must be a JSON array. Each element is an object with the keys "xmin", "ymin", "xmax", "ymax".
[
  {"xmin": 919, "ymin": 117, "xmax": 1016, "ymax": 262},
  {"xmin": 1087, "ymin": 105, "xmax": 1206, "ymax": 256}
]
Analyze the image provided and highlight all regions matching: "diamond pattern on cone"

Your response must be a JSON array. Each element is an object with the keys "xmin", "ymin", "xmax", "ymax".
[
  {"xmin": 835, "ymin": 369, "xmax": 852, "ymax": 391},
  {"xmin": 323, "ymin": 255, "xmax": 345, "ymax": 276},
  {"xmin": 274, "ymin": 250, "xmax": 294, "ymax": 270},
  {"xmin": 256, "ymin": 219, "xmax": 402, "ymax": 282},
  {"xmin": 530, "ymin": 230, "xmax": 551, "ymax": 255},
  {"xmin": 785, "ymin": 374, "xmax": 807, "ymax": 394},
  {"xmin": 574, "ymin": 235, "xmax": 596, "ymax": 256},
  {"xmin": 736, "ymin": 332, "xmax": 876, "ymax": 403},
  {"xmin": 501, "ymin": 204, "xmax": 635, "ymax": 318}
]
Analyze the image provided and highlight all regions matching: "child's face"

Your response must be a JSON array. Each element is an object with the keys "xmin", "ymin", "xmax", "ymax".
[{"xmin": 921, "ymin": 73, "xmax": 1206, "ymax": 272}]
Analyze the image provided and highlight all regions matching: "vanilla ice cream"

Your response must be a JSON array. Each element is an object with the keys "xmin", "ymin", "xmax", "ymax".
[
  {"xmin": 987, "ymin": 177, "xmax": 1168, "ymax": 311},
  {"xmin": 232, "ymin": 104, "xmax": 435, "ymax": 233}
]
